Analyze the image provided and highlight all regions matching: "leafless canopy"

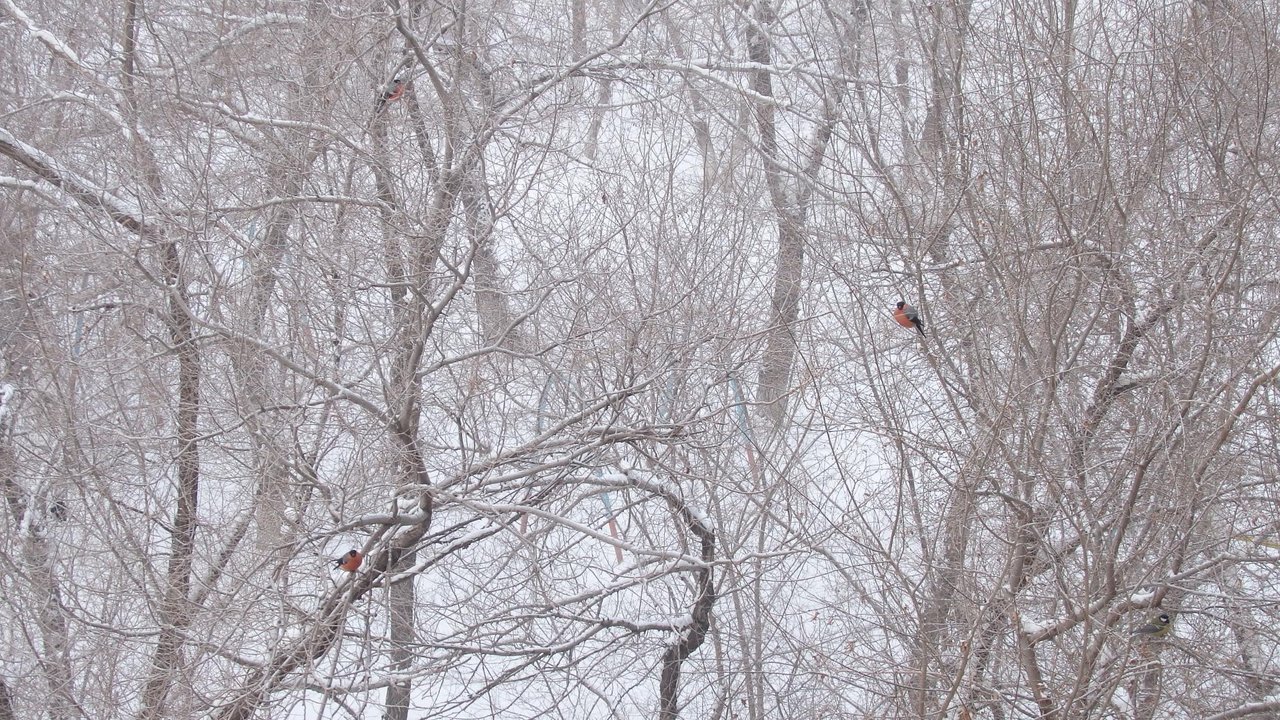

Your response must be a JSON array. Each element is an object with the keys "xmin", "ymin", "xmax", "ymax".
[{"xmin": 3, "ymin": 0, "xmax": 1280, "ymax": 718}]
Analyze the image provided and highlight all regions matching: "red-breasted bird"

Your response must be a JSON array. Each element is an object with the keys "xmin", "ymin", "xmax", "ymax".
[
  {"xmin": 893, "ymin": 301, "xmax": 926, "ymax": 336},
  {"xmin": 335, "ymin": 549, "xmax": 363, "ymax": 572},
  {"xmin": 376, "ymin": 77, "xmax": 407, "ymax": 110}
]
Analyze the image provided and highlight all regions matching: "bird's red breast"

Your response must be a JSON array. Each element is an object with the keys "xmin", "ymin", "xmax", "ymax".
[
  {"xmin": 893, "ymin": 301, "xmax": 926, "ymax": 336},
  {"xmin": 335, "ymin": 550, "xmax": 363, "ymax": 572},
  {"xmin": 893, "ymin": 307, "xmax": 916, "ymax": 329}
]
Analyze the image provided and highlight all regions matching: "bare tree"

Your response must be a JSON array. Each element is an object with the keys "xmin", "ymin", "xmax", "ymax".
[{"xmin": 5, "ymin": 0, "xmax": 1280, "ymax": 719}]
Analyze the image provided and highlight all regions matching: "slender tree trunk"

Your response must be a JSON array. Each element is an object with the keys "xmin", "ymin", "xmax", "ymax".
[
  {"xmin": 370, "ymin": 19, "xmax": 472, "ymax": 710},
  {"xmin": 0, "ymin": 677, "xmax": 14, "ymax": 720},
  {"xmin": 109, "ymin": 4, "xmax": 207, "ymax": 712},
  {"xmin": 745, "ymin": 3, "xmax": 801, "ymax": 422},
  {"xmin": 0, "ymin": 359, "xmax": 83, "ymax": 720},
  {"xmin": 744, "ymin": 0, "xmax": 842, "ymax": 425},
  {"xmin": 638, "ymin": 478, "xmax": 715, "ymax": 720},
  {"xmin": 238, "ymin": 29, "xmax": 329, "ymax": 557},
  {"xmin": 138, "ymin": 234, "xmax": 202, "ymax": 720},
  {"xmin": 464, "ymin": 169, "xmax": 522, "ymax": 350},
  {"xmin": 0, "ymin": 180, "xmax": 83, "ymax": 720}
]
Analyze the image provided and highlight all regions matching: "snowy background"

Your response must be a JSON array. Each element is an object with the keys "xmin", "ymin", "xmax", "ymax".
[{"xmin": 3, "ymin": 0, "xmax": 1280, "ymax": 718}]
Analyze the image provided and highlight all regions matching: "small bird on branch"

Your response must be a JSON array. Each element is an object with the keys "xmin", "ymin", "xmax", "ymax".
[
  {"xmin": 335, "ymin": 549, "xmax": 363, "ymax": 572},
  {"xmin": 893, "ymin": 300, "xmax": 926, "ymax": 337}
]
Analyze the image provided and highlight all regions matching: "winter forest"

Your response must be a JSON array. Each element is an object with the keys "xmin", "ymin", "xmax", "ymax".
[{"xmin": 3, "ymin": 0, "xmax": 1280, "ymax": 717}]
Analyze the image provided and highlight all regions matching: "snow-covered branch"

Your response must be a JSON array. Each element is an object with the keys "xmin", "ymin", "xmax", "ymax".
[
  {"xmin": 1, "ymin": 0, "xmax": 86, "ymax": 69},
  {"xmin": 0, "ymin": 127, "xmax": 150, "ymax": 235}
]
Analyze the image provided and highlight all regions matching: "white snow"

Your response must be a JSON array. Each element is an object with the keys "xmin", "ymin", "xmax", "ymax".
[
  {"xmin": 686, "ymin": 506, "xmax": 714, "ymax": 535},
  {"xmin": 3, "ymin": 0, "xmax": 86, "ymax": 68},
  {"xmin": 0, "ymin": 128, "xmax": 146, "ymax": 224},
  {"xmin": 1019, "ymin": 615, "xmax": 1052, "ymax": 636},
  {"xmin": 0, "ymin": 175, "xmax": 44, "ymax": 192},
  {"xmin": 1128, "ymin": 590, "xmax": 1156, "ymax": 606}
]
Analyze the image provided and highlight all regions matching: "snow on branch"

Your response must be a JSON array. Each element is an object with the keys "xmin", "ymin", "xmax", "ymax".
[
  {"xmin": 1, "ymin": 0, "xmax": 86, "ymax": 69},
  {"xmin": 333, "ymin": 507, "xmax": 430, "ymax": 530},
  {"xmin": 0, "ymin": 383, "xmax": 12, "ymax": 423},
  {"xmin": 617, "ymin": 467, "xmax": 715, "ymax": 720},
  {"xmin": 1204, "ymin": 700, "xmax": 1280, "ymax": 720},
  {"xmin": 0, "ymin": 127, "xmax": 150, "ymax": 235},
  {"xmin": 0, "ymin": 174, "xmax": 43, "ymax": 192},
  {"xmin": 179, "ymin": 13, "xmax": 306, "ymax": 72},
  {"xmin": 183, "ymin": 99, "xmax": 369, "ymax": 155}
]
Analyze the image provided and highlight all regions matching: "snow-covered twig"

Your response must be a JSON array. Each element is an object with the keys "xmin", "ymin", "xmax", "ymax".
[
  {"xmin": 0, "ymin": 127, "xmax": 150, "ymax": 234},
  {"xmin": 1, "ymin": 0, "xmax": 86, "ymax": 69}
]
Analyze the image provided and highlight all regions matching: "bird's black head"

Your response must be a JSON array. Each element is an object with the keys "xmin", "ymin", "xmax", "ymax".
[
  {"xmin": 1157, "ymin": 613, "xmax": 1170, "ymax": 623},
  {"xmin": 896, "ymin": 301, "xmax": 906, "ymax": 309}
]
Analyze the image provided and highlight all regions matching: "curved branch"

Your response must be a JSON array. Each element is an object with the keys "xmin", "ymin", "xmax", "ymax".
[
  {"xmin": 1, "ymin": 0, "xmax": 86, "ymax": 69},
  {"xmin": 1205, "ymin": 700, "xmax": 1280, "ymax": 720},
  {"xmin": 630, "ymin": 474, "xmax": 716, "ymax": 720},
  {"xmin": 0, "ymin": 128, "xmax": 151, "ymax": 234},
  {"xmin": 212, "ymin": 493, "xmax": 431, "ymax": 720}
]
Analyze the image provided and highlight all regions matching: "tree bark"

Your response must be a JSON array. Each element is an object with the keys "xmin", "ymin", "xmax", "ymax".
[{"xmin": 635, "ymin": 477, "xmax": 716, "ymax": 720}]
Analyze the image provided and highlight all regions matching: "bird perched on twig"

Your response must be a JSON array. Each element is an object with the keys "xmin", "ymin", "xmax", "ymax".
[
  {"xmin": 376, "ymin": 77, "xmax": 407, "ymax": 109},
  {"xmin": 1132, "ymin": 611, "xmax": 1172, "ymax": 639},
  {"xmin": 893, "ymin": 300, "xmax": 926, "ymax": 336},
  {"xmin": 335, "ymin": 549, "xmax": 363, "ymax": 572}
]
